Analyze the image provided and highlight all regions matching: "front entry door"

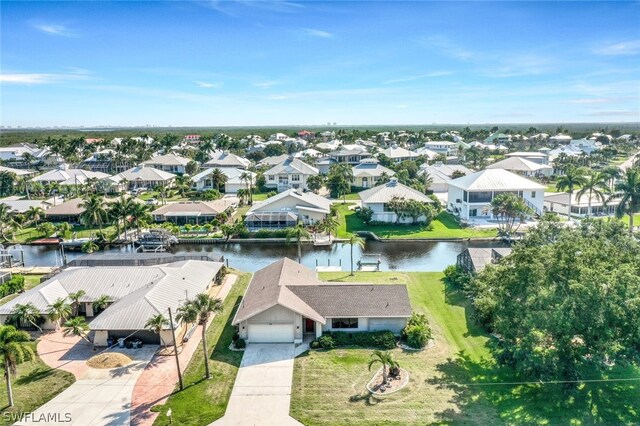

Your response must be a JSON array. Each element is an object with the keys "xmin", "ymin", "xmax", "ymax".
[{"xmin": 304, "ymin": 318, "xmax": 315, "ymax": 333}]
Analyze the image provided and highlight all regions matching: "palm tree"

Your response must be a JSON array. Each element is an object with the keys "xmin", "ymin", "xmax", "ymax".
[
  {"xmin": 556, "ymin": 166, "xmax": 588, "ymax": 222},
  {"xmin": 68, "ymin": 290, "xmax": 86, "ymax": 317},
  {"xmin": 342, "ymin": 234, "xmax": 366, "ymax": 276},
  {"xmin": 108, "ymin": 196, "xmax": 132, "ymax": 238},
  {"xmin": 92, "ymin": 294, "xmax": 111, "ymax": 314},
  {"xmin": 420, "ymin": 171, "xmax": 434, "ymax": 194},
  {"xmin": 240, "ymin": 171, "xmax": 253, "ymax": 204},
  {"xmin": 11, "ymin": 303, "xmax": 43, "ymax": 333},
  {"xmin": 79, "ymin": 195, "xmax": 108, "ymax": 232},
  {"xmin": 62, "ymin": 317, "xmax": 92, "ymax": 344},
  {"xmin": 286, "ymin": 223, "xmax": 310, "ymax": 263},
  {"xmin": 24, "ymin": 206, "xmax": 45, "ymax": 225},
  {"xmin": 144, "ymin": 314, "xmax": 169, "ymax": 348},
  {"xmin": 128, "ymin": 202, "xmax": 151, "ymax": 233},
  {"xmin": 178, "ymin": 293, "xmax": 223, "ymax": 379},
  {"xmin": 609, "ymin": 167, "xmax": 640, "ymax": 234},
  {"xmin": 576, "ymin": 172, "xmax": 609, "ymax": 219},
  {"xmin": 368, "ymin": 350, "xmax": 398, "ymax": 385},
  {"xmin": 47, "ymin": 298, "xmax": 72, "ymax": 330},
  {"xmin": 209, "ymin": 168, "xmax": 228, "ymax": 192},
  {"xmin": 176, "ymin": 301, "xmax": 198, "ymax": 330},
  {"xmin": 0, "ymin": 325, "xmax": 34, "ymax": 407},
  {"xmin": 81, "ymin": 240, "xmax": 99, "ymax": 253}
]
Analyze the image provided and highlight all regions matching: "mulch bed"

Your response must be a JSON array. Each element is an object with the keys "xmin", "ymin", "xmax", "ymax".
[{"xmin": 366, "ymin": 367, "xmax": 409, "ymax": 396}]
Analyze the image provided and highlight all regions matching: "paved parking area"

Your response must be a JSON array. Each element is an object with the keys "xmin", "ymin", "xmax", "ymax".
[{"xmin": 212, "ymin": 344, "xmax": 303, "ymax": 426}]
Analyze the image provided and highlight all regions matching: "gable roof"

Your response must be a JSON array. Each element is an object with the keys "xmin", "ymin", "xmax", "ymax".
[
  {"xmin": 352, "ymin": 160, "xmax": 395, "ymax": 178},
  {"xmin": 486, "ymin": 156, "xmax": 553, "ymax": 172},
  {"xmin": 448, "ymin": 169, "xmax": 545, "ymax": 191},
  {"xmin": 378, "ymin": 146, "xmax": 418, "ymax": 159},
  {"xmin": 248, "ymin": 188, "xmax": 331, "ymax": 214},
  {"xmin": 204, "ymin": 152, "xmax": 251, "ymax": 168},
  {"xmin": 264, "ymin": 158, "xmax": 318, "ymax": 176},
  {"xmin": 191, "ymin": 167, "xmax": 255, "ymax": 185},
  {"xmin": 151, "ymin": 200, "xmax": 235, "ymax": 217},
  {"xmin": 142, "ymin": 154, "xmax": 191, "ymax": 167},
  {"xmin": 32, "ymin": 168, "xmax": 109, "ymax": 185},
  {"xmin": 359, "ymin": 179, "xmax": 432, "ymax": 204},
  {"xmin": 111, "ymin": 166, "xmax": 177, "ymax": 182},
  {"xmin": 0, "ymin": 165, "xmax": 34, "ymax": 176}
]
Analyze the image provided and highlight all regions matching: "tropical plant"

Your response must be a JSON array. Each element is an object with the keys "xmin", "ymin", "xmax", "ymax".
[
  {"xmin": 177, "ymin": 293, "xmax": 223, "ymax": 379},
  {"xmin": 556, "ymin": 166, "xmax": 588, "ymax": 222},
  {"xmin": 47, "ymin": 298, "xmax": 72, "ymax": 329},
  {"xmin": 358, "ymin": 206, "xmax": 374, "ymax": 225},
  {"xmin": 342, "ymin": 234, "xmax": 365, "ymax": 276},
  {"xmin": 306, "ymin": 174, "xmax": 325, "ymax": 193},
  {"xmin": 286, "ymin": 223, "xmax": 310, "ymax": 263},
  {"xmin": 240, "ymin": 171, "xmax": 253, "ymax": 204},
  {"xmin": 68, "ymin": 290, "xmax": 86, "ymax": 317},
  {"xmin": 36, "ymin": 222, "xmax": 56, "ymax": 238},
  {"xmin": 81, "ymin": 240, "xmax": 99, "ymax": 253},
  {"xmin": 209, "ymin": 168, "xmax": 228, "ymax": 192},
  {"xmin": 11, "ymin": 303, "xmax": 43, "ymax": 333},
  {"xmin": 576, "ymin": 172, "xmax": 609, "ymax": 219},
  {"xmin": 62, "ymin": 317, "xmax": 92, "ymax": 344},
  {"xmin": 609, "ymin": 167, "xmax": 640, "ymax": 234},
  {"xmin": 327, "ymin": 163, "xmax": 353, "ymax": 202},
  {"xmin": 145, "ymin": 314, "xmax": 169, "ymax": 348},
  {"xmin": 92, "ymin": 294, "xmax": 111, "ymax": 314},
  {"xmin": 79, "ymin": 195, "xmax": 108, "ymax": 231},
  {"xmin": 0, "ymin": 325, "xmax": 34, "ymax": 407},
  {"xmin": 367, "ymin": 350, "xmax": 398, "ymax": 385},
  {"xmin": 491, "ymin": 192, "xmax": 531, "ymax": 237},
  {"xmin": 419, "ymin": 171, "xmax": 433, "ymax": 194},
  {"xmin": 108, "ymin": 196, "xmax": 133, "ymax": 238},
  {"xmin": 0, "ymin": 171, "xmax": 16, "ymax": 197},
  {"xmin": 25, "ymin": 206, "xmax": 45, "ymax": 225}
]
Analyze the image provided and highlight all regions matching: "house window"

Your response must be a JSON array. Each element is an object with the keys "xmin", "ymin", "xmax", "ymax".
[
  {"xmin": 531, "ymin": 191, "xmax": 536, "ymax": 198},
  {"xmin": 332, "ymin": 318, "xmax": 358, "ymax": 329},
  {"xmin": 291, "ymin": 174, "xmax": 300, "ymax": 181},
  {"xmin": 268, "ymin": 175, "xmax": 275, "ymax": 181}
]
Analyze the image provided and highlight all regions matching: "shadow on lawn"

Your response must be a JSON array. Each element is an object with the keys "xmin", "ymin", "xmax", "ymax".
[
  {"xmin": 15, "ymin": 366, "xmax": 57, "ymax": 385},
  {"xmin": 429, "ymin": 350, "xmax": 640, "ymax": 425},
  {"xmin": 210, "ymin": 295, "xmax": 244, "ymax": 368},
  {"xmin": 442, "ymin": 279, "xmax": 488, "ymax": 339}
]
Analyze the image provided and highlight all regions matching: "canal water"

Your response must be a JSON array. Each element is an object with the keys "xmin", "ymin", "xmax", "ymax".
[{"xmin": 7, "ymin": 240, "xmax": 504, "ymax": 273}]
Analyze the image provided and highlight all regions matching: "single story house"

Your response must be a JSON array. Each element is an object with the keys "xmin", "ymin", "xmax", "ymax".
[
  {"xmin": 486, "ymin": 156, "xmax": 553, "ymax": 177},
  {"xmin": 142, "ymin": 154, "xmax": 191, "ymax": 175},
  {"xmin": 359, "ymin": 178, "xmax": 433, "ymax": 224},
  {"xmin": 106, "ymin": 166, "xmax": 176, "ymax": 191},
  {"xmin": 505, "ymin": 151, "xmax": 550, "ymax": 165},
  {"xmin": 0, "ymin": 259, "xmax": 224, "ymax": 346},
  {"xmin": 233, "ymin": 258, "xmax": 412, "ymax": 343},
  {"xmin": 0, "ymin": 196, "xmax": 55, "ymax": 214},
  {"xmin": 351, "ymin": 158, "xmax": 395, "ymax": 188},
  {"xmin": 151, "ymin": 199, "xmax": 236, "ymax": 225},
  {"xmin": 419, "ymin": 163, "xmax": 474, "ymax": 193},
  {"xmin": 377, "ymin": 145, "xmax": 419, "ymax": 163},
  {"xmin": 44, "ymin": 198, "xmax": 86, "ymax": 223},
  {"xmin": 204, "ymin": 152, "xmax": 251, "ymax": 169},
  {"xmin": 191, "ymin": 167, "xmax": 256, "ymax": 193},
  {"xmin": 447, "ymin": 169, "xmax": 545, "ymax": 220},
  {"xmin": 0, "ymin": 165, "xmax": 35, "ymax": 177},
  {"xmin": 457, "ymin": 247, "xmax": 512, "ymax": 273},
  {"xmin": 244, "ymin": 188, "xmax": 330, "ymax": 230},
  {"xmin": 263, "ymin": 158, "xmax": 319, "ymax": 192},
  {"xmin": 32, "ymin": 167, "xmax": 109, "ymax": 186},
  {"xmin": 544, "ymin": 192, "xmax": 620, "ymax": 218}
]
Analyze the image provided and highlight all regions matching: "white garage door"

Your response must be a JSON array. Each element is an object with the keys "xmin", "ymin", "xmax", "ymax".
[{"xmin": 248, "ymin": 324, "xmax": 294, "ymax": 343}]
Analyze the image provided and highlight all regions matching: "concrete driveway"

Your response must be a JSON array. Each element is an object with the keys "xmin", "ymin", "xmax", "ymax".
[{"xmin": 212, "ymin": 344, "xmax": 303, "ymax": 426}]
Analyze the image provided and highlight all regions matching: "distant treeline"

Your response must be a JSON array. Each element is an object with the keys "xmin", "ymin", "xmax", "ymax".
[{"xmin": 1, "ymin": 123, "xmax": 639, "ymax": 147}]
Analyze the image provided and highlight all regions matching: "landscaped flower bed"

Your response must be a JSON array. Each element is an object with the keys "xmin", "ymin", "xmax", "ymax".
[{"xmin": 366, "ymin": 366, "xmax": 409, "ymax": 396}]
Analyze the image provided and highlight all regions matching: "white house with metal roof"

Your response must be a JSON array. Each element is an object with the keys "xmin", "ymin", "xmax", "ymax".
[
  {"xmin": 359, "ymin": 178, "xmax": 433, "ymax": 223},
  {"xmin": 486, "ymin": 156, "xmax": 553, "ymax": 177},
  {"xmin": 191, "ymin": 167, "xmax": 256, "ymax": 193},
  {"xmin": 204, "ymin": 152, "xmax": 251, "ymax": 169},
  {"xmin": 106, "ymin": 165, "xmax": 176, "ymax": 191},
  {"xmin": 263, "ymin": 158, "xmax": 319, "ymax": 192},
  {"xmin": 419, "ymin": 163, "xmax": 474, "ymax": 193},
  {"xmin": 233, "ymin": 258, "xmax": 412, "ymax": 344},
  {"xmin": 244, "ymin": 188, "xmax": 330, "ymax": 229},
  {"xmin": 447, "ymin": 169, "xmax": 545, "ymax": 220},
  {"xmin": 32, "ymin": 166, "xmax": 109, "ymax": 186},
  {"xmin": 377, "ymin": 145, "xmax": 418, "ymax": 163},
  {"xmin": 142, "ymin": 153, "xmax": 191, "ymax": 174},
  {"xmin": 351, "ymin": 159, "xmax": 395, "ymax": 188}
]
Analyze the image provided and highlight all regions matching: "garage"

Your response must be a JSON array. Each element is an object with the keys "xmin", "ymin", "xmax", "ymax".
[{"xmin": 248, "ymin": 323, "xmax": 294, "ymax": 343}]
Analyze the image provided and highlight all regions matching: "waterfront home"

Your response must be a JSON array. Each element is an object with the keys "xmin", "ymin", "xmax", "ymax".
[
  {"xmin": 505, "ymin": 151, "xmax": 550, "ymax": 165},
  {"xmin": 106, "ymin": 166, "xmax": 176, "ymax": 191},
  {"xmin": 151, "ymin": 199, "xmax": 236, "ymax": 225},
  {"xmin": 258, "ymin": 154, "xmax": 291, "ymax": 168},
  {"xmin": 244, "ymin": 188, "xmax": 330, "ymax": 230},
  {"xmin": 419, "ymin": 162, "xmax": 474, "ymax": 193},
  {"xmin": 191, "ymin": 167, "xmax": 256, "ymax": 193},
  {"xmin": 204, "ymin": 152, "xmax": 251, "ymax": 170},
  {"xmin": 359, "ymin": 178, "xmax": 433, "ymax": 224},
  {"xmin": 0, "ymin": 143, "xmax": 53, "ymax": 168},
  {"xmin": 233, "ymin": 258, "xmax": 412, "ymax": 343},
  {"xmin": 424, "ymin": 141, "xmax": 457, "ymax": 155},
  {"xmin": 263, "ymin": 158, "xmax": 319, "ymax": 192},
  {"xmin": 328, "ymin": 146, "xmax": 371, "ymax": 165},
  {"xmin": 351, "ymin": 158, "xmax": 395, "ymax": 188},
  {"xmin": 457, "ymin": 247, "xmax": 512, "ymax": 273},
  {"xmin": 487, "ymin": 156, "xmax": 553, "ymax": 177},
  {"xmin": 544, "ymin": 192, "xmax": 620, "ymax": 218},
  {"xmin": 142, "ymin": 153, "xmax": 191, "ymax": 175},
  {"xmin": 31, "ymin": 166, "xmax": 109, "ymax": 186},
  {"xmin": 0, "ymin": 258, "xmax": 224, "ymax": 346},
  {"xmin": 0, "ymin": 196, "xmax": 56, "ymax": 214},
  {"xmin": 0, "ymin": 165, "xmax": 35, "ymax": 177},
  {"xmin": 447, "ymin": 169, "xmax": 545, "ymax": 220},
  {"xmin": 44, "ymin": 198, "xmax": 86, "ymax": 223},
  {"xmin": 377, "ymin": 145, "xmax": 419, "ymax": 163}
]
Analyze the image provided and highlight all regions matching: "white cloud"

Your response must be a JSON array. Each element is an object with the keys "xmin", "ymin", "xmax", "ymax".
[
  {"xmin": 383, "ymin": 71, "xmax": 452, "ymax": 84},
  {"xmin": 301, "ymin": 28, "xmax": 333, "ymax": 39},
  {"xmin": 420, "ymin": 36, "xmax": 473, "ymax": 60},
  {"xmin": 0, "ymin": 69, "xmax": 90, "ymax": 85},
  {"xmin": 253, "ymin": 81, "xmax": 279, "ymax": 89},
  {"xmin": 566, "ymin": 98, "xmax": 618, "ymax": 105},
  {"xmin": 195, "ymin": 81, "xmax": 223, "ymax": 88},
  {"xmin": 593, "ymin": 40, "xmax": 640, "ymax": 56},
  {"xmin": 32, "ymin": 23, "xmax": 76, "ymax": 37},
  {"xmin": 488, "ymin": 54, "xmax": 554, "ymax": 78}
]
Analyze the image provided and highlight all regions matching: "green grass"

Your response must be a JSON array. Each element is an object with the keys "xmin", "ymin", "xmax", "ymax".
[
  {"xmin": 8, "ymin": 225, "xmax": 117, "ymax": 244},
  {"xmin": 335, "ymin": 205, "xmax": 497, "ymax": 239},
  {"xmin": 545, "ymin": 183, "xmax": 559, "ymax": 192},
  {"xmin": 0, "ymin": 342, "xmax": 75, "ymax": 425},
  {"xmin": 292, "ymin": 272, "xmax": 640, "ymax": 425},
  {"xmin": 0, "ymin": 275, "xmax": 45, "ymax": 306},
  {"xmin": 153, "ymin": 272, "xmax": 251, "ymax": 425},
  {"xmin": 252, "ymin": 193, "xmax": 269, "ymax": 201}
]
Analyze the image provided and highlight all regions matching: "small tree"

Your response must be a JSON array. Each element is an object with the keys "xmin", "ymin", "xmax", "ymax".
[
  {"xmin": 92, "ymin": 294, "xmax": 111, "ymax": 314},
  {"xmin": 0, "ymin": 325, "xmax": 34, "ymax": 407},
  {"xmin": 491, "ymin": 193, "xmax": 531, "ymax": 238},
  {"xmin": 358, "ymin": 206, "xmax": 374, "ymax": 225},
  {"xmin": 11, "ymin": 303, "xmax": 43, "ymax": 333},
  {"xmin": 145, "ymin": 314, "xmax": 169, "ymax": 348},
  {"xmin": 62, "ymin": 317, "xmax": 92, "ymax": 344},
  {"xmin": 368, "ymin": 350, "xmax": 398, "ymax": 385},
  {"xmin": 342, "ymin": 234, "xmax": 365, "ymax": 276},
  {"xmin": 68, "ymin": 290, "xmax": 86, "ymax": 317},
  {"xmin": 286, "ymin": 223, "xmax": 310, "ymax": 263},
  {"xmin": 47, "ymin": 298, "xmax": 72, "ymax": 330}
]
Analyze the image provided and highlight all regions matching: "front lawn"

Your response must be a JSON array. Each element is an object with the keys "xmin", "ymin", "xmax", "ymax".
[
  {"xmin": 7, "ymin": 225, "xmax": 117, "ymax": 244},
  {"xmin": 0, "ymin": 342, "xmax": 75, "ymax": 425},
  {"xmin": 291, "ymin": 272, "xmax": 640, "ymax": 425},
  {"xmin": 152, "ymin": 271, "xmax": 251, "ymax": 425},
  {"xmin": 335, "ymin": 205, "xmax": 497, "ymax": 239}
]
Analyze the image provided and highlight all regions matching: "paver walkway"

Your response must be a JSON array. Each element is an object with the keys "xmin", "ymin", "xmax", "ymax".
[
  {"xmin": 130, "ymin": 274, "xmax": 238, "ymax": 426},
  {"xmin": 212, "ymin": 344, "xmax": 303, "ymax": 426}
]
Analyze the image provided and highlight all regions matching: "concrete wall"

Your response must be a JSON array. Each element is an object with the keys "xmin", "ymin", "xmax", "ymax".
[
  {"xmin": 364, "ymin": 202, "xmax": 427, "ymax": 224},
  {"xmin": 448, "ymin": 186, "xmax": 544, "ymax": 220},
  {"xmin": 248, "ymin": 305, "xmax": 295, "ymax": 324},
  {"xmin": 322, "ymin": 317, "xmax": 369, "ymax": 332},
  {"xmin": 251, "ymin": 195, "xmax": 328, "ymax": 225},
  {"xmin": 368, "ymin": 317, "xmax": 407, "ymax": 334}
]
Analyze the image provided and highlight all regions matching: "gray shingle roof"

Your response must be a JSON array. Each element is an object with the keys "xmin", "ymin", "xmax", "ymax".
[{"xmin": 359, "ymin": 179, "xmax": 432, "ymax": 204}]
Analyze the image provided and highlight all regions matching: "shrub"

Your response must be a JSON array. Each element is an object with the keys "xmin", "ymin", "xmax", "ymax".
[
  {"xmin": 402, "ymin": 312, "xmax": 432, "ymax": 349},
  {"xmin": 234, "ymin": 338, "xmax": 246, "ymax": 349},
  {"xmin": 232, "ymin": 332, "xmax": 239, "ymax": 342},
  {"xmin": 357, "ymin": 207, "xmax": 374, "ymax": 224},
  {"xmin": 317, "ymin": 335, "xmax": 336, "ymax": 349},
  {"xmin": 443, "ymin": 264, "xmax": 473, "ymax": 290},
  {"xmin": 428, "ymin": 194, "xmax": 443, "ymax": 211},
  {"xmin": 322, "ymin": 331, "xmax": 396, "ymax": 349},
  {"xmin": 0, "ymin": 274, "xmax": 25, "ymax": 298},
  {"xmin": 309, "ymin": 340, "xmax": 320, "ymax": 349}
]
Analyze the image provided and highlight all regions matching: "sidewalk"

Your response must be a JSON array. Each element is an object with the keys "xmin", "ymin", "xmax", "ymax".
[{"xmin": 130, "ymin": 274, "xmax": 238, "ymax": 426}]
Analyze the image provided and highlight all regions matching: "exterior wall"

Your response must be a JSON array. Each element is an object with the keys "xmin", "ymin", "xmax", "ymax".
[
  {"xmin": 264, "ymin": 173, "xmax": 313, "ymax": 192},
  {"xmin": 448, "ymin": 186, "xmax": 544, "ymax": 220},
  {"xmin": 364, "ymin": 202, "xmax": 426, "ymax": 224},
  {"xmin": 94, "ymin": 330, "xmax": 109, "ymax": 347},
  {"xmin": 294, "ymin": 313, "xmax": 303, "ymax": 343},
  {"xmin": 251, "ymin": 195, "xmax": 327, "ymax": 226},
  {"xmin": 223, "ymin": 183, "xmax": 245, "ymax": 194},
  {"xmin": 322, "ymin": 317, "xmax": 369, "ymax": 332},
  {"xmin": 248, "ymin": 304, "xmax": 295, "ymax": 324},
  {"xmin": 368, "ymin": 317, "xmax": 407, "ymax": 334},
  {"xmin": 544, "ymin": 200, "xmax": 617, "ymax": 217}
]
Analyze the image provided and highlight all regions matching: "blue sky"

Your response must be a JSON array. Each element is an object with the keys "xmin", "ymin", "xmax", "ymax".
[{"xmin": 1, "ymin": 1, "xmax": 639, "ymax": 127}]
